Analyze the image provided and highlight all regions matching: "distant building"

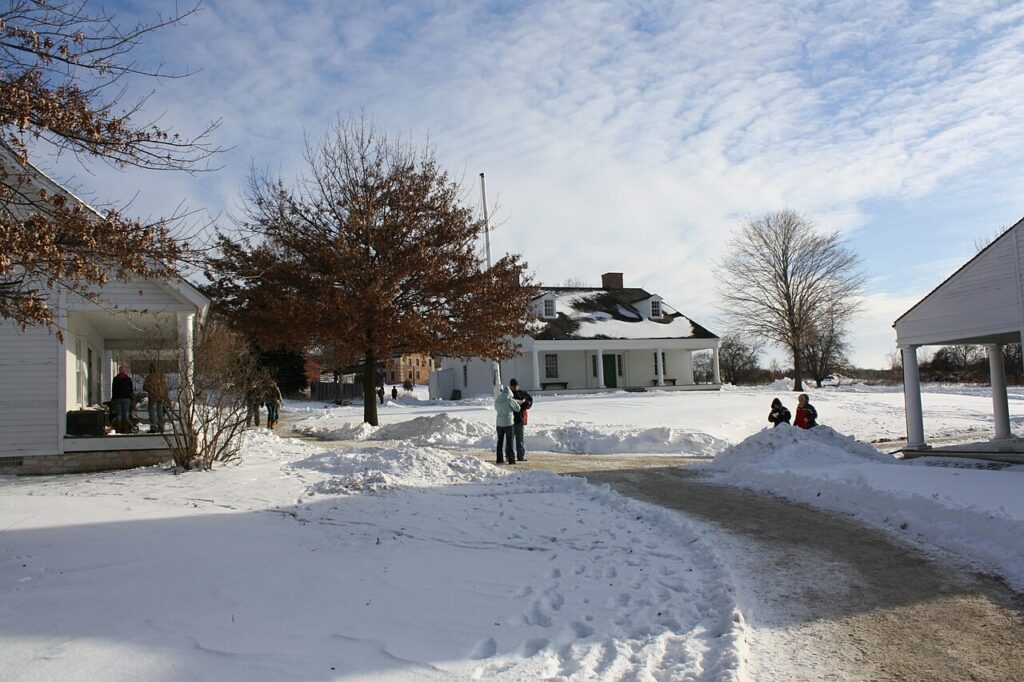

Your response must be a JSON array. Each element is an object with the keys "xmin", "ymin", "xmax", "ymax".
[
  {"xmin": 431, "ymin": 272, "xmax": 720, "ymax": 398},
  {"xmin": 386, "ymin": 352, "xmax": 434, "ymax": 385}
]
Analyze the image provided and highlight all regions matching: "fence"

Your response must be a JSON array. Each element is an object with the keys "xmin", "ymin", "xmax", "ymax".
[{"xmin": 310, "ymin": 380, "xmax": 365, "ymax": 402}]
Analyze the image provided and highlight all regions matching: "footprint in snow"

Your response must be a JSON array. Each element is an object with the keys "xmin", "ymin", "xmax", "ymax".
[
  {"xmin": 513, "ymin": 585, "xmax": 533, "ymax": 598},
  {"xmin": 522, "ymin": 599, "xmax": 552, "ymax": 627},
  {"xmin": 571, "ymin": 621, "xmax": 594, "ymax": 638},
  {"xmin": 549, "ymin": 567, "xmax": 561, "ymax": 579},
  {"xmin": 522, "ymin": 638, "xmax": 549, "ymax": 657},
  {"xmin": 469, "ymin": 638, "xmax": 497, "ymax": 660}
]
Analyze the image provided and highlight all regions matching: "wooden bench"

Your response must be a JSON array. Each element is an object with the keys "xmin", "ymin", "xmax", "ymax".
[
  {"xmin": 540, "ymin": 380, "xmax": 569, "ymax": 390},
  {"xmin": 652, "ymin": 378, "xmax": 677, "ymax": 386}
]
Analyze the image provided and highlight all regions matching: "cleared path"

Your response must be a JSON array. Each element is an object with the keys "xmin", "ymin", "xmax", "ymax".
[
  {"xmin": 281, "ymin": 412, "xmax": 1024, "ymax": 680},
  {"xmin": 564, "ymin": 460, "xmax": 1024, "ymax": 681}
]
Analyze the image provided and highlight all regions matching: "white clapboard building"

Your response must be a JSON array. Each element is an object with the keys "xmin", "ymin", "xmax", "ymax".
[
  {"xmin": 0, "ymin": 145, "xmax": 208, "ymax": 474},
  {"xmin": 431, "ymin": 273, "xmax": 720, "ymax": 399},
  {"xmin": 894, "ymin": 216, "xmax": 1024, "ymax": 455}
]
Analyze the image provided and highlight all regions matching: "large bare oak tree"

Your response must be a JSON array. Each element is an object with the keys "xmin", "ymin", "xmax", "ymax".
[
  {"xmin": 206, "ymin": 118, "xmax": 537, "ymax": 425},
  {"xmin": 717, "ymin": 209, "xmax": 864, "ymax": 391},
  {"xmin": 1, "ymin": 1, "xmax": 220, "ymax": 334}
]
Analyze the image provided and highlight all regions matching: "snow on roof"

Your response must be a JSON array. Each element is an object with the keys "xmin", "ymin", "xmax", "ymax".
[{"xmin": 533, "ymin": 286, "xmax": 716, "ymax": 341}]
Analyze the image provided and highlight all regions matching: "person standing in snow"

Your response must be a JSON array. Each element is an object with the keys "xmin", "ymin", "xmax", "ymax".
[
  {"xmin": 245, "ymin": 381, "xmax": 262, "ymax": 427},
  {"xmin": 494, "ymin": 384, "xmax": 521, "ymax": 464},
  {"xmin": 768, "ymin": 398, "xmax": 791, "ymax": 427},
  {"xmin": 794, "ymin": 393, "xmax": 818, "ymax": 429},
  {"xmin": 391, "ymin": 386, "xmax": 398, "ymax": 401},
  {"xmin": 377, "ymin": 385, "xmax": 385, "ymax": 405},
  {"xmin": 264, "ymin": 378, "xmax": 283, "ymax": 429},
  {"xmin": 508, "ymin": 378, "xmax": 533, "ymax": 462}
]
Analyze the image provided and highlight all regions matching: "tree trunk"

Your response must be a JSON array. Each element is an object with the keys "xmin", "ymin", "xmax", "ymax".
[
  {"xmin": 362, "ymin": 348, "xmax": 379, "ymax": 426},
  {"xmin": 790, "ymin": 345, "xmax": 804, "ymax": 391}
]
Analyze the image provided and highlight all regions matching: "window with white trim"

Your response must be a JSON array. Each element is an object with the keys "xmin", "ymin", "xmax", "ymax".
[
  {"xmin": 544, "ymin": 354, "xmax": 558, "ymax": 379},
  {"xmin": 543, "ymin": 299, "xmax": 556, "ymax": 318},
  {"xmin": 591, "ymin": 355, "xmax": 597, "ymax": 377},
  {"xmin": 616, "ymin": 354, "xmax": 623, "ymax": 376},
  {"xmin": 650, "ymin": 300, "xmax": 662, "ymax": 318}
]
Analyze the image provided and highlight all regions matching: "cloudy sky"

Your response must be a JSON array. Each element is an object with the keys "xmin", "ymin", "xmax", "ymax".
[{"xmin": 46, "ymin": 1, "xmax": 1024, "ymax": 368}]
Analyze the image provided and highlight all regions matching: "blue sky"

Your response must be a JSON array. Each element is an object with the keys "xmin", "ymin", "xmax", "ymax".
[{"xmin": 47, "ymin": 1, "xmax": 1024, "ymax": 368}]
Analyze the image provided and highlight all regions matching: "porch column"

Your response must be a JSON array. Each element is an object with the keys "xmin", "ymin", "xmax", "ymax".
[
  {"xmin": 655, "ymin": 348, "xmax": 664, "ymax": 386},
  {"xmin": 712, "ymin": 346, "xmax": 721, "ymax": 384},
  {"xmin": 178, "ymin": 312, "xmax": 195, "ymax": 402},
  {"xmin": 531, "ymin": 349, "xmax": 541, "ymax": 392},
  {"xmin": 901, "ymin": 344, "xmax": 926, "ymax": 449},
  {"xmin": 102, "ymin": 350, "xmax": 114, "ymax": 402},
  {"xmin": 596, "ymin": 348, "xmax": 605, "ymax": 389},
  {"xmin": 987, "ymin": 343, "xmax": 1011, "ymax": 440}
]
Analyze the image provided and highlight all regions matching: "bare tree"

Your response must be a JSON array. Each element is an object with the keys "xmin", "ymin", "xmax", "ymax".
[
  {"xmin": 692, "ymin": 350, "xmax": 713, "ymax": 383},
  {"xmin": 801, "ymin": 304, "xmax": 851, "ymax": 387},
  {"xmin": 717, "ymin": 209, "xmax": 864, "ymax": 391},
  {"xmin": 718, "ymin": 334, "xmax": 763, "ymax": 385},
  {"xmin": 207, "ymin": 116, "xmax": 537, "ymax": 426},
  {"xmin": 1, "ymin": 1, "xmax": 221, "ymax": 333},
  {"xmin": 158, "ymin": 319, "xmax": 266, "ymax": 470},
  {"xmin": 560, "ymin": 276, "xmax": 589, "ymax": 287}
]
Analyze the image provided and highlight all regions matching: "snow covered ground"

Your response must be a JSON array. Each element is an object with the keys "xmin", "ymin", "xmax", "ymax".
[{"xmin": 2, "ymin": 382, "xmax": 1023, "ymax": 679}]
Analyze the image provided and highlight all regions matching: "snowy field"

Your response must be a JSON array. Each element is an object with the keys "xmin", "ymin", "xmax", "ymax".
[{"xmin": 2, "ymin": 382, "xmax": 1023, "ymax": 680}]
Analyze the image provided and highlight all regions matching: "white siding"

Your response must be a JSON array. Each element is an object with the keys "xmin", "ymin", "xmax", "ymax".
[
  {"xmin": 74, "ymin": 279, "xmax": 188, "ymax": 310},
  {"xmin": 0, "ymin": 321, "xmax": 61, "ymax": 456},
  {"xmin": 896, "ymin": 229, "xmax": 1024, "ymax": 345}
]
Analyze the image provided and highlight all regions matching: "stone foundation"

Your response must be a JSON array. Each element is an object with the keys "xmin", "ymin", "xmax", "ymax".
[{"xmin": 0, "ymin": 449, "xmax": 173, "ymax": 475}]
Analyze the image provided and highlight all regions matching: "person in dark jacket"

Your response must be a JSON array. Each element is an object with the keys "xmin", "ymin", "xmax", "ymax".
[
  {"xmin": 508, "ymin": 378, "xmax": 533, "ymax": 462},
  {"xmin": 143, "ymin": 364, "xmax": 168, "ymax": 433},
  {"xmin": 794, "ymin": 393, "xmax": 818, "ymax": 429},
  {"xmin": 391, "ymin": 386, "xmax": 398, "ymax": 401},
  {"xmin": 768, "ymin": 398, "xmax": 791, "ymax": 427},
  {"xmin": 377, "ymin": 385, "xmax": 385, "ymax": 405},
  {"xmin": 111, "ymin": 366, "xmax": 134, "ymax": 433},
  {"xmin": 264, "ymin": 378, "xmax": 283, "ymax": 429}
]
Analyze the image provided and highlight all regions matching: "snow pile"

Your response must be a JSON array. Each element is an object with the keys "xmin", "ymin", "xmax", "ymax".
[
  {"xmin": 295, "ymin": 412, "xmax": 727, "ymax": 456},
  {"xmin": 528, "ymin": 422, "xmax": 728, "ymax": 456},
  {"xmin": 709, "ymin": 424, "xmax": 895, "ymax": 471},
  {"xmin": 765, "ymin": 377, "xmax": 794, "ymax": 391},
  {"xmin": 290, "ymin": 443, "xmax": 503, "ymax": 495},
  {"xmin": 704, "ymin": 425, "xmax": 1024, "ymax": 591}
]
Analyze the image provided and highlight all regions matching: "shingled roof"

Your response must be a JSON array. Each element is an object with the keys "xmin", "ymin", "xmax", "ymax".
[{"xmin": 531, "ymin": 287, "xmax": 717, "ymax": 341}]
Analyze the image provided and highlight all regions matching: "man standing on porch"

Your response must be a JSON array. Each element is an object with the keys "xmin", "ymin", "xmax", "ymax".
[
  {"xmin": 143, "ymin": 364, "xmax": 168, "ymax": 433},
  {"xmin": 111, "ymin": 366, "xmax": 134, "ymax": 433},
  {"xmin": 509, "ymin": 378, "xmax": 533, "ymax": 462}
]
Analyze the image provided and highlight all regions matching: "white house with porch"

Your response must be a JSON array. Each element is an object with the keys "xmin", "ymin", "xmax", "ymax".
[
  {"xmin": 431, "ymin": 273, "xmax": 720, "ymax": 399},
  {"xmin": 0, "ymin": 146, "xmax": 208, "ymax": 475},
  {"xmin": 894, "ymin": 216, "xmax": 1024, "ymax": 459}
]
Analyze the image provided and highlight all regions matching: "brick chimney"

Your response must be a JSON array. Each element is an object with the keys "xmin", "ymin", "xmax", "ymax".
[{"xmin": 601, "ymin": 272, "xmax": 623, "ymax": 290}]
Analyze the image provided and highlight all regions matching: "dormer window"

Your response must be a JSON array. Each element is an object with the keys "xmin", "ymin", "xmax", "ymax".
[
  {"xmin": 650, "ymin": 300, "xmax": 662, "ymax": 319},
  {"xmin": 543, "ymin": 299, "xmax": 556, "ymax": 318}
]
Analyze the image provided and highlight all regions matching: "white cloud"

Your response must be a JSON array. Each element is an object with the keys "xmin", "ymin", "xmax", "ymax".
[{"xmin": 30, "ymin": 1, "xmax": 1024, "ymax": 369}]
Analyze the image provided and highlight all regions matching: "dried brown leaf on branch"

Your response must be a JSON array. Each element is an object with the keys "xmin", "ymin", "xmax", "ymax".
[
  {"xmin": 0, "ymin": 1, "xmax": 223, "ymax": 332},
  {"xmin": 206, "ymin": 116, "xmax": 537, "ymax": 425}
]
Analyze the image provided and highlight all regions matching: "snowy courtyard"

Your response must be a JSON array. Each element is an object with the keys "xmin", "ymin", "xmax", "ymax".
[{"xmin": 2, "ymin": 383, "xmax": 1023, "ymax": 680}]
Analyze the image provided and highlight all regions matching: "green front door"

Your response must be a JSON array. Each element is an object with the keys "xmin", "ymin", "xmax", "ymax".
[{"xmin": 602, "ymin": 354, "xmax": 618, "ymax": 388}]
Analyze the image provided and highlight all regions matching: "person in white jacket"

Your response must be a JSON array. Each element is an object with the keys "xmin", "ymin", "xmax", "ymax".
[{"xmin": 494, "ymin": 385, "xmax": 521, "ymax": 464}]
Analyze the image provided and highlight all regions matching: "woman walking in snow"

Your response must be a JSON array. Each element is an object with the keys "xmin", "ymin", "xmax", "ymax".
[
  {"xmin": 794, "ymin": 393, "xmax": 818, "ymax": 429},
  {"xmin": 264, "ymin": 378, "xmax": 283, "ymax": 429},
  {"xmin": 768, "ymin": 398, "xmax": 791, "ymax": 427},
  {"xmin": 494, "ymin": 385, "xmax": 521, "ymax": 464}
]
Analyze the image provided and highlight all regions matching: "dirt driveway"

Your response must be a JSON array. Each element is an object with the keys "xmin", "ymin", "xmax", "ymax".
[
  {"xmin": 515, "ymin": 452, "xmax": 1024, "ymax": 681},
  {"xmin": 281, "ymin": 414, "xmax": 1024, "ymax": 680}
]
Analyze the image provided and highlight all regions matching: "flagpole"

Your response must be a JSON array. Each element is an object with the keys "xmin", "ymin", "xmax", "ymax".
[{"xmin": 480, "ymin": 172, "xmax": 500, "ymax": 395}]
